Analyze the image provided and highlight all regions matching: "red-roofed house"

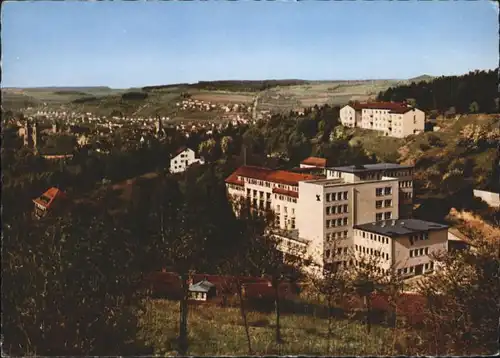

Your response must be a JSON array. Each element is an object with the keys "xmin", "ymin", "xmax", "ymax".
[
  {"xmin": 340, "ymin": 101, "xmax": 425, "ymax": 138},
  {"xmin": 300, "ymin": 156, "xmax": 328, "ymax": 169},
  {"xmin": 33, "ymin": 187, "xmax": 67, "ymax": 219},
  {"xmin": 225, "ymin": 165, "xmax": 320, "ymax": 230}
]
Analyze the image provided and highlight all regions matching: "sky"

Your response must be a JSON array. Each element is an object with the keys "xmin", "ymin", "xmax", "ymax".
[{"xmin": 1, "ymin": 0, "xmax": 498, "ymax": 88}]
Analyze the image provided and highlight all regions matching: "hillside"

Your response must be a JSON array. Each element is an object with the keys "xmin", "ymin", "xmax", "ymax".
[
  {"xmin": 346, "ymin": 113, "xmax": 499, "ymax": 221},
  {"xmin": 2, "ymin": 78, "xmax": 417, "ymax": 117}
]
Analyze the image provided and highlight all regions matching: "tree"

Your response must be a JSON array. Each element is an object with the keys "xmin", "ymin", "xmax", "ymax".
[
  {"xmin": 469, "ymin": 101, "xmax": 480, "ymax": 113},
  {"xmin": 198, "ymin": 138, "xmax": 217, "ymax": 162},
  {"xmin": 418, "ymin": 235, "xmax": 499, "ymax": 355},
  {"xmin": 310, "ymin": 244, "xmax": 352, "ymax": 355},
  {"xmin": 2, "ymin": 199, "xmax": 152, "ymax": 356},
  {"xmin": 220, "ymin": 135, "xmax": 234, "ymax": 156},
  {"xmin": 259, "ymin": 229, "xmax": 304, "ymax": 346},
  {"xmin": 217, "ymin": 198, "xmax": 269, "ymax": 354}
]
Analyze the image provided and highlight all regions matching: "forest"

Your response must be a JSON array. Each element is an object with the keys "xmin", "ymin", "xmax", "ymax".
[{"xmin": 377, "ymin": 68, "xmax": 499, "ymax": 115}]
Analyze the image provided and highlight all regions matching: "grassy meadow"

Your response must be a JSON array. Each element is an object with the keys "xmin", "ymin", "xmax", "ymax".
[{"xmin": 138, "ymin": 298, "xmax": 396, "ymax": 356}]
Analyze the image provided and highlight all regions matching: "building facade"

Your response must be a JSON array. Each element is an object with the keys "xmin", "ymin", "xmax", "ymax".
[
  {"xmin": 170, "ymin": 147, "xmax": 205, "ymax": 173},
  {"xmin": 340, "ymin": 102, "xmax": 425, "ymax": 138},
  {"xmin": 225, "ymin": 161, "xmax": 443, "ymax": 278},
  {"xmin": 353, "ymin": 219, "xmax": 448, "ymax": 277}
]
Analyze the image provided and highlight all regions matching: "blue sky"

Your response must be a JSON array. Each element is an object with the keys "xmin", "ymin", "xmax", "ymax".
[{"xmin": 2, "ymin": 0, "xmax": 498, "ymax": 88}]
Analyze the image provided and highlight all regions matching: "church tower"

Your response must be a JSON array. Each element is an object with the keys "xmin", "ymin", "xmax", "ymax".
[{"xmin": 155, "ymin": 116, "xmax": 165, "ymax": 138}]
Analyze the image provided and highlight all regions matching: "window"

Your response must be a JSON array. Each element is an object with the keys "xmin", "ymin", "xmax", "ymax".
[
  {"xmin": 425, "ymin": 247, "xmax": 429, "ymax": 255},
  {"xmin": 331, "ymin": 193, "xmax": 337, "ymax": 201},
  {"xmin": 384, "ymin": 187, "xmax": 392, "ymax": 195},
  {"xmin": 343, "ymin": 192, "xmax": 348, "ymax": 200},
  {"xmin": 384, "ymin": 212, "xmax": 392, "ymax": 220},
  {"xmin": 343, "ymin": 204, "xmax": 348, "ymax": 213},
  {"xmin": 384, "ymin": 199, "xmax": 392, "ymax": 207},
  {"xmin": 376, "ymin": 213, "xmax": 383, "ymax": 221},
  {"xmin": 337, "ymin": 218, "xmax": 342, "ymax": 226},
  {"xmin": 332, "ymin": 206, "xmax": 337, "ymax": 214},
  {"xmin": 326, "ymin": 220, "xmax": 331, "ymax": 228},
  {"xmin": 326, "ymin": 193, "xmax": 331, "ymax": 202},
  {"xmin": 376, "ymin": 188, "xmax": 383, "ymax": 197},
  {"xmin": 419, "ymin": 248, "xmax": 424, "ymax": 256},
  {"xmin": 343, "ymin": 217, "xmax": 348, "ymax": 226},
  {"xmin": 284, "ymin": 207, "xmax": 288, "ymax": 213},
  {"xmin": 291, "ymin": 218, "xmax": 295, "ymax": 229},
  {"xmin": 376, "ymin": 200, "xmax": 383, "ymax": 209},
  {"xmin": 410, "ymin": 250, "xmax": 414, "ymax": 258},
  {"xmin": 344, "ymin": 230, "xmax": 348, "ymax": 237},
  {"xmin": 362, "ymin": 232, "xmax": 366, "ymax": 238},
  {"xmin": 253, "ymin": 190, "xmax": 257, "ymax": 196}
]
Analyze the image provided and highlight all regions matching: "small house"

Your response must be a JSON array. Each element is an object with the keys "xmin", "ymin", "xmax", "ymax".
[
  {"xmin": 188, "ymin": 279, "xmax": 216, "ymax": 301},
  {"xmin": 33, "ymin": 187, "xmax": 67, "ymax": 219}
]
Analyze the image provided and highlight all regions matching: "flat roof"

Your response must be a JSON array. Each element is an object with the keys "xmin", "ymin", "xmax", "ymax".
[
  {"xmin": 354, "ymin": 219, "xmax": 448, "ymax": 238},
  {"xmin": 302, "ymin": 176, "xmax": 398, "ymax": 187},
  {"xmin": 271, "ymin": 229, "xmax": 309, "ymax": 244},
  {"xmin": 328, "ymin": 163, "xmax": 414, "ymax": 174}
]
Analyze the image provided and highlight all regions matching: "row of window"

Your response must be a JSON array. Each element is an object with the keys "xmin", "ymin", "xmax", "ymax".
[
  {"xmin": 355, "ymin": 245, "xmax": 390, "ymax": 260},
  {"xmin": 326, "ymin": 191, "xmax": 348, "ymax": 202},
  {"xmin": 398, "ymin": 262, "xmax": 433, "ymax": 276},
  {"xmin": 227, "ymin": 184, "xmax": 245, "ymax": 191},
  {"xmin": 325, "ymin": 247, "xmax": 349, "ymax": 258},
  {"xmin": 376, "ymin": 212, "xmax": 392, "ymax": 221},
  {"xmin": 239, "ymin": 176, "xmax": 299, "ymax": 192},
  {"xmin": 325, "ymin": 230, "xmax": 349, "ymax": 241},
  {"xmin": 276, "ymin": 205, "xmax": 295, "ymax": 215},
  {"xmin": 409, "ymin": 233, "xmax": 429, "ymax": 245},
  {"xmin": 276, "ymin": 194, "xmax": 297, "ymax": 203},
  {"xmin": 410, "ymin": 247, "xmax": 429, "ymax": 257},
  {"xmin": 326, "ymin": 217, "xmax": 348, "ymax": 228},
  {"xmin": 375, "ymin": 199, "xmax": 392, "ymax": 209},
  {"xmin": 402, "ymin": 192, "xmax": 413, "ymax": 199},
  {"xmin": 358, "ymin": 230, "xmax": 389, "ymax": 244},
  {"xmin": 275, "ymin": 215, "xmax": 296, "ymax": 229},
  {"xmin": 326, "ymin": 204, "xmax": 349, "ymax": 215},
  {"xmin": 376, "ymin": 187, "xmax": 393, "ymax": 196},
  {"xmin": 399, "ymin": 180, "xmax": 412, "ymax": 188}
]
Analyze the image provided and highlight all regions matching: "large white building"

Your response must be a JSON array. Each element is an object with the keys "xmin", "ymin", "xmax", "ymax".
[
  {"xmin": 170, "ymin": 147, "xmax": 205, "ymax": 173},
  {"xmin": 225, "ymin": 160, "xmax": 448, "ymax": 277},
  {"xmin": 339, "ymin": 102, "xmax": 425, "ymax": 138}
]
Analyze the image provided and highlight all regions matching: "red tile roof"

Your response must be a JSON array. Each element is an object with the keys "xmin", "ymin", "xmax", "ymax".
[
  {"xmin": 300, "ymin": 156, "xmax": 327, "ymax": 168},
  {"xmin": 225, "ymin": 165, "xmax": 319, "ymax": 186},
  {"xmin": 272, "ymin": 187, "xmax": 299, "ymax": 198},
  {"xmin": 33, "ymin": 187, "xmax": 66, "ymax": 209},
  {"xmin": 389, "ymin": 107, "xmax": 414, "ymax": 114}
]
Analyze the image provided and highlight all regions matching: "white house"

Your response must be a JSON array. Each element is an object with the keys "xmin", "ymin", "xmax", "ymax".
[
  {"xmin": 170, "ymin": 146, "xmax": 205, "ymax": 173},
  {"xmin": 340, "ymin": 102, "xmax": 425, "ymax": 138}
]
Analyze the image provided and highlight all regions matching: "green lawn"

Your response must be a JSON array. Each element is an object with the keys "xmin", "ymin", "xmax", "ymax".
[{"xmin": 138, "ymin": 299, "xmax": 396, "ymax": 356}]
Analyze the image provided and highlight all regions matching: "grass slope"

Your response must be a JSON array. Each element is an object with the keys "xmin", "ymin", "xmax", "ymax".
[{"xmin": 138, "ymin": 299, "xmax": 394, "ymax": 356}]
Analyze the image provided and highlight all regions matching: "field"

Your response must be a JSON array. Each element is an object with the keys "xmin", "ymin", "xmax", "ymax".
[
  {"xmin": 138, "ymin": 298, "xmax": 396, "ymax": 356},
  {"xmin": 189, "ymin": 91, "xmax": 255, "ymax": 104},
  {"xmin": 257, "ymin": 80, "xmax": 404, "ymax": 112},
  {"xmin": 3, "ymin": 78, "xmax": 409, "ymax": 117}
]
